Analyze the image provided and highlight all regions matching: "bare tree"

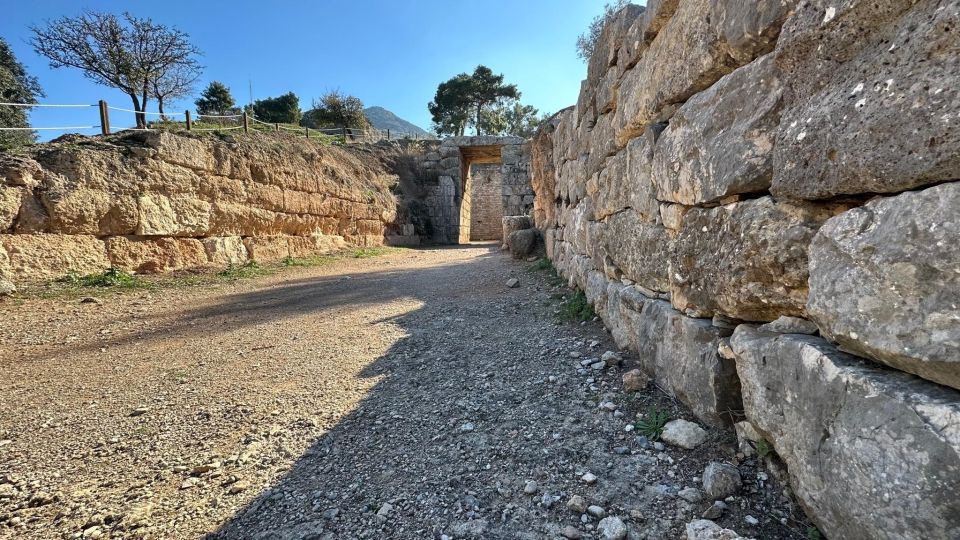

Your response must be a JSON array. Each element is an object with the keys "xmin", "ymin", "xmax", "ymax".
[
  {"xmin": 152, "ymin": 63, "xmax": 200, "ymax": 120},
  {"xmin": 30, "ymin": 12, "xmax": 201, "ymax": 128}
]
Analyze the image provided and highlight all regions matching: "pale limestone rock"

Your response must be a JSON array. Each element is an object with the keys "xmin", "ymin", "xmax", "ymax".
[
  {"xmin": 106, "ymin": 237, "xmax": 208, "ymax": 274},
  {"xmin": 807, "ymin": 183, "xmax": 960, "ymax": 390},
  {"xmin": 0, "ymin": 234, "xmax": 108, "ymax": 280},
  {"xmin": 661, "ymin": 419, "xmax": 708, "ymax": 449},
  {"xmin": 731, "ymin": 326, "xmax": 960, "ymax": 540},
  {"xmin": 757, "ymin": 316, "xmax": 818, "ymax": 335},
  {"xmin": 652, "ymin": 54, "xmax": 783, "ymax": 206}
]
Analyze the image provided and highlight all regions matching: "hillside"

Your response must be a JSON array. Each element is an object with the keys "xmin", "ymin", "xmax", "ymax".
[{"xmin": 364, "ymin": 106, "xmax": 433, "ymax": 138}]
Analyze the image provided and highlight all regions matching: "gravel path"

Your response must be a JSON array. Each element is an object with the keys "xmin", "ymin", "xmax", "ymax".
[{"xmin": 0, "ymin": 245, "xmax": 808, "ymax": 539}]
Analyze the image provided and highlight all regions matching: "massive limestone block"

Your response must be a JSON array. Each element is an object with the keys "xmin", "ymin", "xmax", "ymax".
[
  {"xmin": 586, "ymin": 4, "xmax": 645, "ymax": 91},
  {"xmin": 605, "ymin": 209, "xmax": 671, "ymax": 293},
  {"xmin": 531, "ymin": 111, "xmax": 565, "ymax": 228},
  {"xmin": 136, "ymin": 193, "xmax": 211, "ymax": 236},
  {"xmin": 106, "ymin": 237, "xmax": 209, "ymax": 274},
  {"xmin": 632, "ymin": 299, "xmax": 741, "ymax": 427},
  {"xmin": 808, "ymin": 182, "xmax": 960, "ymax": 390},
  {"xmin": 731, "ymin": 326, "xmax": 960, "ymax": 540},
  {"xmin": 614, "ymin": 0, "xmax": 740, "ymax": 146},
  {"xmin": 709, "ymin": 0, "xmax": 799, "ymax": 63},
  {"xmin": 772, "ymin": 1, "xmax": 960, "ymax": 199},
  {"xmin": 202, "ymin": 237, "xmax": 249, "ymax": 267},
  {"xmin": 590, "ymin": 130, "xmax": 659, "ymax": 222},
  {"xmin": 652, "ymin": 54, "xmax": 783, "ymax": 206},
  {"xmin": 0, "ymin": 186, "xmax": 22, "ymax": 232},
  {"xmin": 0, "ymin": 234, "xmax": 109, "ymax": 280},
  {"xmin": 672, "ymin": 197, "xmax": 845, "ymax": 321}
]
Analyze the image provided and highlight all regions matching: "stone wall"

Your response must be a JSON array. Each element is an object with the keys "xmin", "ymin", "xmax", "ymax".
[
  {"xmin": 0, "ymin": 131, "xmax": 402, "ymax": 283},
  {"xmin": 531, "ymin": 2, "xmax": 960, "ymax": 539},
  {"xmin": 469, "ymin": 164, "xmax": 503, "ymax": 241}
]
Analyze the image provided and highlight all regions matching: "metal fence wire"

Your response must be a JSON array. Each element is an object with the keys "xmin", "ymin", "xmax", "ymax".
[{"xmin": 0, "ymin": 100, "xmax": 429, "ymax": 143}]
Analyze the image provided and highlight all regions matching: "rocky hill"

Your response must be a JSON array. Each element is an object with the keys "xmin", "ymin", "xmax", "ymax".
[{"xmin": 364, "ymin": 106, "xmax": 433, "ymax": 138}]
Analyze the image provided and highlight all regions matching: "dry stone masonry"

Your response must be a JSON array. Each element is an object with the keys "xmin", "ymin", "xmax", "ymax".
[
  {"xmin": 0, "ymin": 132, "xmax": 400, "ymax": 282},
  {"xmin": 531, "ymin": 2, "xmax": 960, "ymax": 539}
]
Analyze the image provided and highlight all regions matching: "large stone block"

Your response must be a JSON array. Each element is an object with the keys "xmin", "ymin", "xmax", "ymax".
[
  {"xmin": 106, "ymin": 236, "xmax": 209, "ymax": 273},
  {"xmin": 731, "ymin": 326, "xmax": 960, "ymax": 540},
  {"xmin": 772, "ymin": 1, "xmax": 960, "ymax": 199},
  {"xmin": 710, "ymin": 0, "xmax": 799, "ymax": 63},
  {"xmin": 652, "ymin": 54, "xmax": 783, "ymax": 206},
  {"xmin": 0, "ymin": 186, "xmax": 23, "ymax": 232},
  {"xmin": 808, "ymin": 182, "xmax": 960, "ymax": 390},
  {"xmin": 590, "ymin": 129, "xmax": 659, "ymax": 222},
  {"xmin": 626, "ymin": 298, "xmax": 740, "ymax": 427},
  {"xmin": 202, "ymin": 236, "xmax": 248, "ymax": 267},
  {"xmin": 136, "ymin": 193, "xmax": 211, "ymax": 236},
  {"xmin": 605, "ymin": 209, "xmax": 671, "ymax": 293},
  {"xmin": 671, "ymin": 197, "xmax": 845, "ymax": 321},
  {"xmin": 0, "ymin": 234, "xmax": 109, "ymax": 280},
  {"xmin": 614, "ymin": 0, "xmax": 742, "ymax": 146}
]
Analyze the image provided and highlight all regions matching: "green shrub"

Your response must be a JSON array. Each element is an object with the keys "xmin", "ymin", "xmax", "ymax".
[
  {"xmin": 557, "ymin": 289, "xmax": 594, "ymax": 322},
  {"xmin": 61, "ymin": 267, "xmax": 144, "ymax": 288}
]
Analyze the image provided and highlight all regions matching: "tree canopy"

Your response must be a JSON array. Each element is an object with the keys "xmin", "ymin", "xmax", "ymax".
[
  {"xmin": 301, "ymin": 90, "xmax": 370, "ymax": 129},
  {"xmin": 30, "ymin": 11, "xmax": 201, "ymax": 127},
  {"xmin": 428, "ymin": 65, "xmax": 520, "ymax": 137},
  {"xmin": 576, "ymin": 0, "xmax": 629, "ymax": 62},
  {"xmin": 251, "ymin": 92, "xmax": 301, "ymax": 124},
  {"xmin": 194, "ymin": 81, "xmax": 236, "ymax": 117},
  {"xmin": 479, "ymin": 101, "xmax": 547, "ymax": 138},
  {"xmin": 0, "ymin": 38, "xmax": 44, "ymax": 150}
]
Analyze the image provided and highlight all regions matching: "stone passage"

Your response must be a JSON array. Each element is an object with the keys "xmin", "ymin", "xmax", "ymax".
[
  {"xmin": 530, "ymin": 2, "xmax": 960, "ymax": 540},
  {"xmin": 468, "ymin": 163, "xmax": 503, "ymax": 241},
  {"xmin": 420, "ymin": 136, "xmax": 533, "ymax": 244}
]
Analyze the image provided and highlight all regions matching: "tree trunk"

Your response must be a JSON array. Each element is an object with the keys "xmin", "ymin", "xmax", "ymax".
[
  {"xmin": 157, "ymin": 97, "xmax": 166, "ymax": 122},
  {"xmin": 475, "ymin": 103, "xmax": 483, "ymax": 136},
  {"xmin": 139, "ymin": 86, "xmax": 150, "ymax": 128},
  {"xmin": 129, "ymin": 94, "xmax": 143, "ymax": 128}
]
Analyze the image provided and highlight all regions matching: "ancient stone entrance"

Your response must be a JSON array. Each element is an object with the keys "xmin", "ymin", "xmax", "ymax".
[{"xmin": 428, "ymin": 136, "xmax": 533, "ymax": 244}]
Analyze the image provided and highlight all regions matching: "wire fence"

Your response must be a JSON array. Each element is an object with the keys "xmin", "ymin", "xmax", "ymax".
[{"xmin": 0, "ymin": 99, "xmax": 430, "ymax": 144}]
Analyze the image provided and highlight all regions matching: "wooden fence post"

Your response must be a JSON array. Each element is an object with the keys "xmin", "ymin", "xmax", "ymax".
[
  {"xmin": 387, "ymin": 128, "xmax": 390, "ymax": 141},
  {"xmin": 275, "ymin": 123, "xmax": 280, "ymax": 132},
  {"xmin": 98, "ymin": 100, "xmax": 110, "ymax": 135},
  {"xmin": 305, "ymin": 127, "xmax": 309, "ymax": 138},
  {"xmin": 242, "ymin": 112, "xmax": 249, "ymax": 133},
  {"xmin": 342, "ymin": 126, "xmax": 347, "ymax": 144},
  {"xmin": 185, "ymin": 110, "xmax": 192, "ymax": 131}
]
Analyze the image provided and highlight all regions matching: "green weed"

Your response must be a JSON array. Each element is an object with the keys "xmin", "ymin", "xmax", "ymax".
[
  {"xmin": 557, "ymin": 289, "xmax": 594, "ymax": 322},
  {"xmin": 634, "ymin": 405, "xmax": 671, "ymax": 441},
  {"xmin": 755, "ymin": 438, "xmax": 773, "ymax": 458},
  {"xmin": 60, "ymin": 268, "xmax": 145, "ymax": 288},
  {"xmin": 217, "ymin": 262, "xmax": 274, "ymax": 280},
  {"xmin": 806, "ymin": 527, "xmax": 822, "ymax": 540}
]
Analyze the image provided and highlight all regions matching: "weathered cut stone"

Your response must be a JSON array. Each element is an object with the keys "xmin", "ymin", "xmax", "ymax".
[
  {"xmin": 671, "ymin": 197, "xmax": 845, "ymax": 321},
  {"xmin": 590, "ymin": 130, "xmax": 659, "ymax": 222},
  {"xmin": 702, "ymin": 462, "xmax": 742, "ymax": 500},
  {"xmin": 531, "ymin": 111, "xmax": 567, "ymax": 229},
  {"xmin": 731, "ymin": 326, "xmax": 960, "ymax": 540},
  {"xmin": 501, "ymin": 215, "xmax": 532, "ymax": 250},
  {"xmin": 807, "ymin": 182, "xmax": 960, "ymax": 390},
  {"xmin": 652, "ymin": 54, "xmax": 782, "ymax": 206},
  {"xmin": 106, "ymin": 236, "xmax": 209, "ymax": 273},
  {"xmin": 586, "ymin": 4, "xmax": 645, "ymax": 92},
  {"xmin": 507, "ymin": 228, "xmax": 540, "ymax": 260},
  {"xmin": 772, "ymin": 1, "xmax": 960, "ymax": 199},
  {"xmin": 757, "ymin": 315, "xmax": 818, "ymax": 335},
  {"xmin": 0, "ymin": 186, "xmax": 22, "ymax": 232},
  {"xmin": 710, "ymin": 0, "xmax": 799, "ymax": 63},
  {"xmin": 202, "ymin": 237, "xmax": 249, "ymax": 267},
  {"xmin": 614, "ymin": 0, "xmax": 742, "ymax": 146},
  {"xmin": 630, "ymin": 298, "xmax": 741, "ymax": 426},
  {"xmin": 604, "ymin": 209, "xmax": 671, "ymax": 293},
  {"xmin": 0, "ymin": 234, "xmax": 108, "ymax": 280}
]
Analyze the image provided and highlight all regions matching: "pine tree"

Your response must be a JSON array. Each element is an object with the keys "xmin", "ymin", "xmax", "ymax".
[
  {"xmin": 0, "ymin": 38, "xmax": 44, "ymax": 150},
  {"xmin": 194, "ymin": 81, "xmax": 236, "ymax": 117}
]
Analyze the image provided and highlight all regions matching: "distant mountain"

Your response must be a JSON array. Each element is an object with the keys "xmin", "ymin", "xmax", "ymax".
[{"xmin": 364, "ymin": 106, "xmax": 433, "ymax": 138}]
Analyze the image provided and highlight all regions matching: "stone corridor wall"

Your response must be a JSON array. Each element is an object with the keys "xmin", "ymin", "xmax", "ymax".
[
  {"xmin": 531, "ymin": 2, "xmax": 960, "ymax": 539},
  {"xmin": 0, "ymin": 131, "xmax": 400, "ymax": 283},
  {"xmin": 469, "ymin": 164, "xmax": 504, "ymax": 241}
]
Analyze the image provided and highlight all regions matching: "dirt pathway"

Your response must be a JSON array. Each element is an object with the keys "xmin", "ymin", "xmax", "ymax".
[{"xmin": 0, "ymin": 245, "xmax": 806, "ymax": 539}]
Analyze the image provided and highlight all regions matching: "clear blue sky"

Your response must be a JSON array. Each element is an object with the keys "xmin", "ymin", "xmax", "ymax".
[{"xmin": 2, "ymin": 1, "xmax": 616, "ymax": 137}]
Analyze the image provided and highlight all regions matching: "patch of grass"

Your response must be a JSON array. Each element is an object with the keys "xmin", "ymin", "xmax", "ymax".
[
  {"xmin": 217, "ymin": 262, "xmax": 274, "ymax": 280},
  {"xmin": 352, "ymin": 247, "xmax": 395, "ymax": 258},
  {"xmin": 557, "ymin": 289, "xmax": 594, "ymax": 322},
  {"xmin": 529, "ymin": 257, "xmax": 553, "ymax": 272},
  {"xmin": 634, "ymin": 405, "xmax": 671, "ymax": 441},
  {"xmin": 60, "ymin": 267, "xmax": 146, "ymax": 288},
  {"xmin": 755, "ymin": 438, "xmax": 773, "ymax": 459}
]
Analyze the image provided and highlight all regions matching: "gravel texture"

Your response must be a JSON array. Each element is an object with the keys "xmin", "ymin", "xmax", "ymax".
[{"xmin": 0, "ymin": 245, "xmax": 811, "ymax": 539}]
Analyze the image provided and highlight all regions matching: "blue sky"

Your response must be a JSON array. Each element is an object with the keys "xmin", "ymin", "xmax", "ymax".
[{"xmin": 3, "ymin": 1, "xmax": 614, "ymax": 137}]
